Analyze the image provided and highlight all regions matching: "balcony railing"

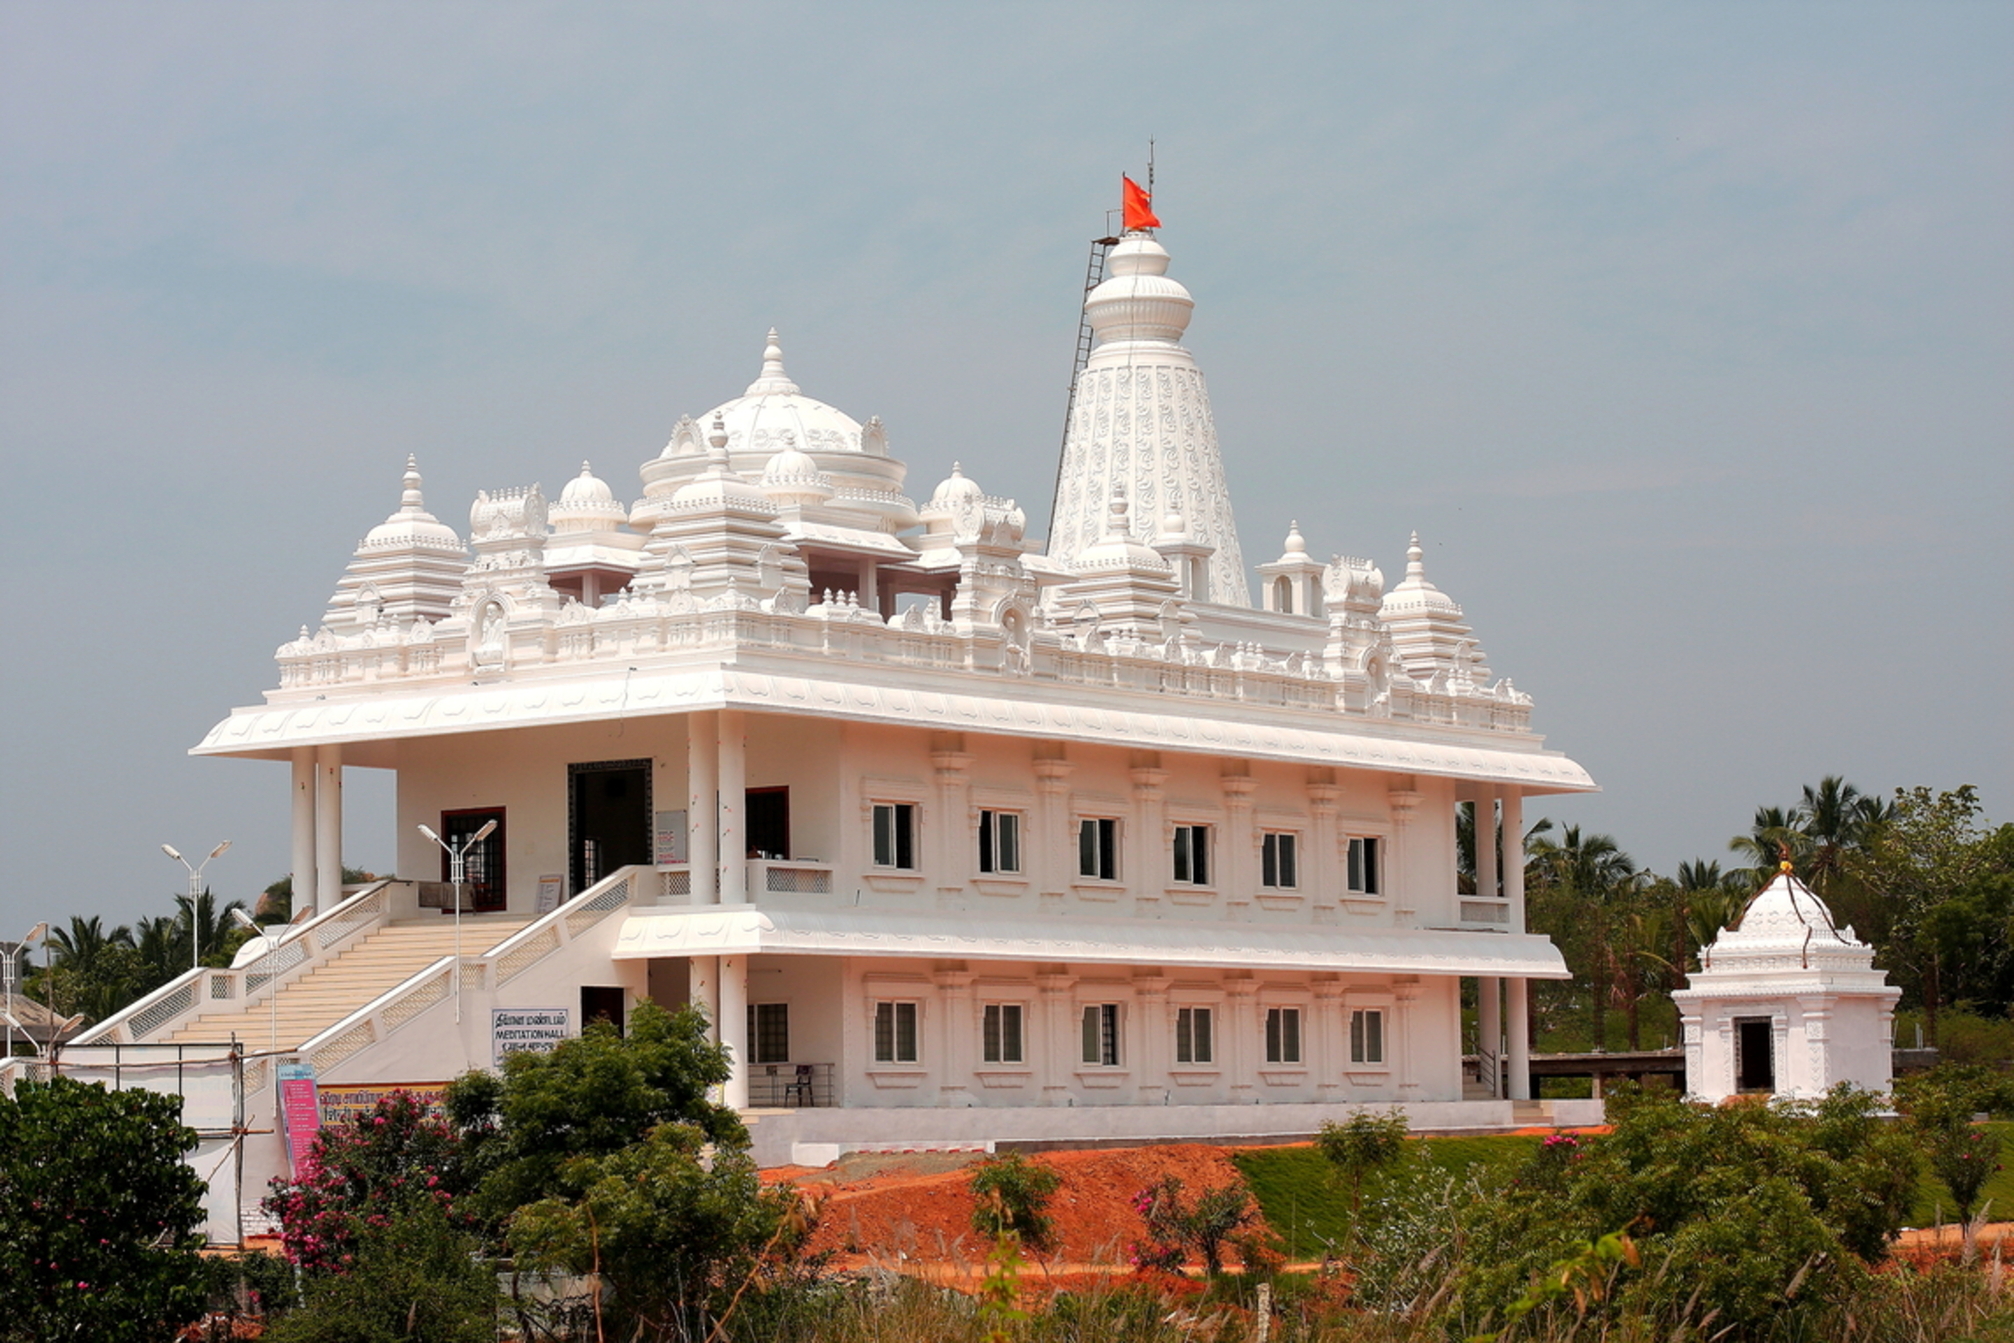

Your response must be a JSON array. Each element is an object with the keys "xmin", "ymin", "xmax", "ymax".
[{"xmin": 747, "ymin": 1061, "xmax": 834, "ymax": 1109}]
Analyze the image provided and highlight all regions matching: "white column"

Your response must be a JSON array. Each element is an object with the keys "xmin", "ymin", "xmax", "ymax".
[
  {"xmin": 690, "ymin": 955, "xmax": 720, "ymax": 1040},
  {"xmin": 290, "ymin": 748, "xmax": 317, "ymax": 916},
  {"xmin": 1478, "ymin": 976, "xmax": 1502, "ymax": 1097},
  {"xmin": 1507, "ymin": 977, "xmax": 1532, "ymax": 1100},
  {"xmin": 1474, "ymin": 791, "xmax": 1498, "ymax": 901},
  {"xmin": 1396, "ymin": 980, "xmax": 1421, "ymax": 1097},
  {"xmin": 719, "ymin": 710, "xmax": 747, "ymax": 905},
  {"xmin": 931, "ymin": 748, "xmax": 973, "ymax": 901},
  {"xmin": 719, "ymin": 954, "xmax": 748, "ymax": 1109},
  {"xmin": 1130, "ymin": 768, "xmax": 1167, "ymax": 914},
  {"xmin": 1226, "ymin": 979, "xmax": 1258, "ymax": 1101},
  {"xmin": 1388, "ymin": 788, "xmax": 1422, "ymax": 925},
  {"xmin": 1314, "ymin": 981, "xmax": 1346, "ymax": 1098},
  {"xmin": 1307, "ymin": 784, "xmax": 1340, "ymax": 910},
  {"xmin": 688, "ymin": 712, "xmax": 719, "ymax": 905},
  {"xmin": 934, "ymin": 970, "xmax": 976, "ymax": 1105},
  {"xmin": 1133, "ymin": 975, "xmax": 1171, "ymax": 1104},
  {"xmin": 1033, "ymin": 759, "xmax": 1074, "ymax": 900},
  {"xmin": 314, "ymin": 745, "xmax": 343, "ymax": 913},
  {"xmin": 1038, "ymin": 972, "xmax": 1075, "ymax": 1106},
  {"xmin": 1221, "ymin": 776, "xmax": 1256, "ymax": 915},
  {"xmin": 1502, "ymin": 792, "xmax": 1526, "ymax": 933}
]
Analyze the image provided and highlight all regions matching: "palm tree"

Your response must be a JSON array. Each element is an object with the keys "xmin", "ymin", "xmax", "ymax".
[
  {"xmin": 174, "ymin": 890, "xmax": 248, "ymax": 970},
  {"xmin": 1728, "ymin": 805, "xmax": 1807, "ymax": 887},
  {"xmin": 44, "ymin": 916, "xmax": 134, "ymax": 1017},
  {"xmin": 1799, "ymin": 776, "xmax": 1891, "ymax": 895},
  {"xmin": 1527, "ymin": 824, "xmax": 1638, "ymax": 1051}
]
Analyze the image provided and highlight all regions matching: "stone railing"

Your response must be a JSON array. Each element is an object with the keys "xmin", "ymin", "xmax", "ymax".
[
  {"xmin": 80, "ymin": 881, "xmax": 400, "ymax": 1046},
  {"xmin": 274, "ymin": 592, "xmax": 1534, "ymax": 734},
  {"xmin": 292, "ymin": 866, "xmax": 644, "ymax": 1077}
]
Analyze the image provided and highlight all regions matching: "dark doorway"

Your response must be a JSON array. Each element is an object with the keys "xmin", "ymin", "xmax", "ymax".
[
  {"xmin": 580, "ymin": 985, "xmax": 625, "ymax": 1036},
  {"xmin": 1736, "ymin": 1018, "xmax": 1775, "ymax": 1092},
  {"xmin": 440, "ymin": 808, "xmax": 507, "ymax": 912},
  {"xmin": 570, "ymin": 760, "xmax": 653, "ymax": 895},
  {"xmin": 747, "ymin": 787, "xmax": 790, "ymax": 860}
]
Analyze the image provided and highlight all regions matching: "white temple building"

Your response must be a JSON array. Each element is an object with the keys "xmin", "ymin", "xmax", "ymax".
[
  {"xmin": 1673, "ymin": 863, "xmax": 1900, "ymax": 1103},
  {"xmin": 60, "ymin": 217, "xmax": 1596, "ymax": 1193}
]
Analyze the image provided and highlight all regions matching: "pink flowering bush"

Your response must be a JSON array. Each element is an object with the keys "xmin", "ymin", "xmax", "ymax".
[{"xmin": 262, "ymin": 1091, "xmax": 471, "ymax": 1276}]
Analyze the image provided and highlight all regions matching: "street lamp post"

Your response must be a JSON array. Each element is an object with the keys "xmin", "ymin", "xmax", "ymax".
[
  {"xmin": 3, "ymin": 923, "xmax": 47, "ymax": 1060},
  {"xmin": 162, "ymin": 841, "xmax": 233, "ymax": 973},
  {"xmin": 230, "ymin": 906, "xmax": 313, "ymax": 1052},
  {"xmin": 418, "ymin": 820, "xmax": 497, "ymax": 1022}
]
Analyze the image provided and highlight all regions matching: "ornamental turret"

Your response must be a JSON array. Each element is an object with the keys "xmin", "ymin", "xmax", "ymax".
[{"xmin": 322, "ymin": 456, "xmax": 467, "ymax": 630}]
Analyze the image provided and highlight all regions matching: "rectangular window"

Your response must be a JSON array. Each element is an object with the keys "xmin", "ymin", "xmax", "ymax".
[
  {"xmin": 1172, "ymin": 825, "xmax": 1210, "ymax": 885},
  {"xmin": 747, "ymin": 1002, "xmax": 790, "ymax": 1064},
  {"xmin": 1078, "ymin": 817, "xmax": 1118, "ymax": 881},
  {"xmin": 979, "ymin": 810, "xmax": 1021, "ymax": 875},
  {"xmin": 1347, "ymin": 837, "xmax": 1382, "ymax": 895},
  {"xmin": 1261, "ymin": 832, "xmax": 1298, "ymax": 889},
  {"xmin": 1350, "ymin": 1008, "xmax": 1385, "ymax": 1065},
  {"xmin": 1265, "ymin": 1007, "xmax": 1303, "ymax": 1064},
  {"xmin": 982, "ymin": 1003, "xmax": 1024, "ymax": 1064},
  {"xmin": 1175, "ymin": 1006, "xmax": 1214, "ymax": 1065},
  {"xmin": 1080, "ymin": 1003, "xmax": 1120, "ymax": 1066},
  {"xmin": 872, "ymin": 803, "xmax": 916, "ymax": 870},
  {"xmin": 873, "ymin": 1000, "xmax": 919, "ymax": 1063}
]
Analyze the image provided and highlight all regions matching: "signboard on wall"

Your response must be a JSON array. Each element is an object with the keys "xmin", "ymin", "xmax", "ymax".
[
  {"xmin": 317, "ymin": 1082, "xmax": 450, "ymax": 1128},
  {"xmin": 492, "ymin": 1007, "xmax": 571, "ymax": 1068},
  {"xmin": 654, "ymin": 810, "xmax": 688, "ymax": 866},
  {"xmin": 276, "ymin": 1062, "xmax": 320, "ymax": 1176},
  {"xmin": 535, "ymin": 874, "xmax": 564, "ymax": 913}
]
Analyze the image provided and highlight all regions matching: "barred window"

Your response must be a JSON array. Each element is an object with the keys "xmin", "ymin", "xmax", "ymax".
[
  {"xmin": 1261, "ymin": 832, "xmax": 1298, "ymax": 889},
  {"xmin": 1265, "ymin": 1007, "xmax": 1303, "ymax": 1064},
  {"xmin": 747, "ymin": 1002, "xmax": 790, "ymax": 1064},
  {"xmin": 1175, "ymin": 1006, "xmax": 1213, "ymax": 1065},
  {"xmin": 874, "ymin": 1000, "xmax": 919, "ymax": 1063},
  {"xmin": 1080, "ymin": 1003, "xmax": 1121, "ymax": 1066},
  {"xmin": 982, "ymin": 1003, "xmax": 1024, "ymax": 1064},
  {"xmin": 1350, "ymin": 1008, "xmax": 1385, "ymax": 1065}
]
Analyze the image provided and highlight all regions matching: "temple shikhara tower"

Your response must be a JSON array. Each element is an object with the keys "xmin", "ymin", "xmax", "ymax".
[{"xmin": 52, "ymin": 184, "xmax": 1599, "ymax": 1229}]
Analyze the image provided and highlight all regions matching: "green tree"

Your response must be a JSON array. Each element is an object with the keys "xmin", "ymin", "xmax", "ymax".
[
  {"xmin": 1132, "ymin": 1174, "xmax": 1260, "ymax": 1278},
  {"xmin": 1314, "ymin": 1108, "xmax": 1410, "ymax": 1224},
  {"xmin": 446, "ymin": 1000, "xmax": 742, "ymax": 1224},
  {"xmin": 507, "ymin": 1120, "xmax": 784, "ymax": 1342},
  {"xmin": 0, "ymin": 1075, "xmax": 209, "ymax": 1342},
  {"xmin": 1527, "ymin": 824, "xmax": 1638, "ymax": 1050},
  {"xmin": 1896, "ymin": 1065, "xmax": 2014, "ymax": 1258}
]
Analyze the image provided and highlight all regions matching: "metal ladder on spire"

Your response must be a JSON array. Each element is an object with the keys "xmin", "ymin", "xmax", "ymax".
[{"xmin": 1046, "ymin": 234, "xmax": 1121, "ymax": 546}]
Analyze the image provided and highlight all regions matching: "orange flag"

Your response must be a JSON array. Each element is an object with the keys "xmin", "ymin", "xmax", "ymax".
[{"xmin": 1122, "ymin": 176, "xmax": 1160, "ymax": 231}]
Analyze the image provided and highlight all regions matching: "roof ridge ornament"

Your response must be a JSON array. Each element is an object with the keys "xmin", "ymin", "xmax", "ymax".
[{"xmin": 745, "ymin": 327, "xmax": 801, "ymax": 397}]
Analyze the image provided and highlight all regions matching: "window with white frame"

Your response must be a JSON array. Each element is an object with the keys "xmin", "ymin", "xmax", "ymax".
[
  {"xmin": 1080, "ymin": 1003, "xmax": 1121, "ymax": 1066},
  {"xmin": 982, "ymin": 1002, "xmax": 1024, "ymax": 1064},
  {"xmin": 1174, "ymin": 1006, "xmax": 1214, "ymax": 1065},
  {"xmin": 1261, "ymin": 832, "xmax": 1298, "ymax": 889},
  {"xmin": 1349, "ymin": 1007, "xmax": 1385, "ymax": 1065},
  {"xmin": 872, "ymin": 803, "xmax": 917, "ymax": 870},
  {"xmin": 979, "ymin": 809, "xmax": 1021, "ymax": 875},
  {"xmin": 1346, "ymin": 837, "xmax": 1383, "ymax": 895},
  {"xmin": 873, "ymin": 1000, "xmax": 919, "ymax": 1063},
  {"xmin": 748, "ymin": 1002, "xmax": 790, "ymax": 1064},
  {"xmin": 1172, "ymin": 824, "xmax": 1210, "ymax": 885},
  {"xmin": 1078, "ymin": 817, "xmax": 1119, "ymax": 881},
  {"xmin": 1265, "ymin": 1006, "xmax": 1303, "ymax": 1064}
]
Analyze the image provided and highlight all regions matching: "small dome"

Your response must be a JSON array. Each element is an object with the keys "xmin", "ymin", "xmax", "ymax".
[
  {"xmin": 760, "ymin": 433, "xmax": 833, "ymax": 506},
  {"xmin": 671, "ymin": 328, "xmax": 867, "ymax": 463},
  {"xmin": 559, "ymin": 461, "xmax": 615, "ymax": 507},
  {"xmin": 1380, "ymin": 531, "xmax": 1463, "ymax": 616},
  {"xmin": 673, "ymin": 418, "xmax": 777, "ymax": 513},
  {"xmin": 929, "ymin": 462, "xmax": 986, "ymax": 508},
  {"xmin": 1281, "ymin": 521, "xmax": 1308, "ymax": 557},
  {"xmin": 552, "ymin": 461, "xmax": 627, "ymax": 535},
  {"xmin": 1071, "ymin": 486, "xmax": 1173, "ymax": 573},
  {"xmin": 362, "ymin": 456, "xmax": 462, "ymax": 551}
]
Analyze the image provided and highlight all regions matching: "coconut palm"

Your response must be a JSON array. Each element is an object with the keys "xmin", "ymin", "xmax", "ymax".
[
  {"xmin": 1799, "ymin": 776, "xmax": 1891, "ymax": 895},
  {"xmin": 174, "ymin": 890, "xmax": 248, "ymax": 970},
  {"xmin": 1527, "ymin": 824, "xmax": 1638, "ymax": 1050},
  {"xmin": 1728, "ymin": 805, "xmax": 1807, "ymax": 887}
]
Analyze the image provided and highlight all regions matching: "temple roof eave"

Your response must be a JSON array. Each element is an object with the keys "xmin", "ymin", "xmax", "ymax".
[{"xmin": 192, "ymin": 664, "xmax": 1597, "ymax": 794}]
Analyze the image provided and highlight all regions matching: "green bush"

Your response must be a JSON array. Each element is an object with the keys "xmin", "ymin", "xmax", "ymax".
[
  {"xmin": 969, "ymin": 1151, "xmax": 1063, "ymax": 1252},
  {"xmin": 0, "ymin": 1075, "xmax": 209, "ymax": 1343},
  {"xmin": 263, "ymin": 1196, "xmax": 496, "ymax": 1343}
]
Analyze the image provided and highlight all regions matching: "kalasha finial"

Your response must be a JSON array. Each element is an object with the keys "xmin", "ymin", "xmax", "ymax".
[
  {"xmin": 762, "ymin": 328, "xmax": 785, "ymax": 378},
  {"xmin": 1406, "ymin": 530, "xmax": 1425, "ymax": 579},
  {"xmin": 1777, "ymin": 840, "xmax": 1795, "ymax": 873},
  {"xmin": 401, "ymin": 455, "xmax": 424, "ymax": 511},
  {"xmin": 708, "ymin": 412, "xmax": 730, "ymax": 454}
]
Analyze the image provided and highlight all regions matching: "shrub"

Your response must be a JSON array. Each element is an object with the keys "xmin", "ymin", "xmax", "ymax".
[
  {"xmin": 262, "ymin": 1195, "xmax": 496, "ymax": 1343},
  {"xmin": 969, "ymin": 1151, "xmax": 1063, "ymax": 1253},
  {"xmin": 1130, "ymin": 1174, "xmax": 1260, "ymax": 1278},
  {"xmin": 1315, "ymin": 1108, "xmax": 1410, "ymax": 1221},
  {"xmin": 0, "ymin": 1075, "xmax": 209, "ymax": 1343}
]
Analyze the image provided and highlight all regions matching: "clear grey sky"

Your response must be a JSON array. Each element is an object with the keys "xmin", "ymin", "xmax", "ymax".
[{"xmin": 3, "ymin": 2, "xmax": 2008, "ymax": 934}]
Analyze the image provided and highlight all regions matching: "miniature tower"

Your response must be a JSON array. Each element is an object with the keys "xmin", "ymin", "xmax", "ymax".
[{"xmin": 1672, "ymin": 863, "xmax": 1901, "ymax": 1102}]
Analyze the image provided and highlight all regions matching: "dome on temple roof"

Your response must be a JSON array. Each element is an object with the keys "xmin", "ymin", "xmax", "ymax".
[
  {"xmin": 552, "ymin": 461, "xmax": 626, "ymax": 534},
  {"xmin": 1380, "ymin": 532, "xmax": 1463, "ymax": 617},
  {"xmin": 362, "ymin": 456, "xmax": 462, "ymax": 551},
  {"xmin": 760, "ymin": 433, "xmax": 834, "ymax": 507},
  {"xmin": 675, "ymin": 328, "xmax": 867, "ymax": 463},
  {"xmin": 558, "ymin": 461, "xmax": 615, "ymax": 507},
  {"xmin": 929, "ymin": 462, "xmax": 985, "ymax": 508},
  {"xmin": 672, "ymin": 419, "xmax": 776, "ymax": 514}
]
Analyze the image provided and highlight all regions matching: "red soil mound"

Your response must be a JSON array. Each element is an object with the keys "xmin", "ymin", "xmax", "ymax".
[{"xmin": 781, "ymin": 1143, "xmax": 1248, "ymax": 1268}]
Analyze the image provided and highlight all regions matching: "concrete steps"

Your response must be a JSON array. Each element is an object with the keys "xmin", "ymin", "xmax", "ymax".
[{"xmin": 165, "ymin": 914, "xmax": 534, "ymax": 1048}]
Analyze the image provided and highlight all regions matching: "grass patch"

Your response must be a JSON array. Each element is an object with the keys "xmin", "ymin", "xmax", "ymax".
[
  {"xmin": 1235, "ymin": 1132, "xmax": 1541, "ymax": 1259},
  {"xmin": 1909, "ymin": 1120, "xmax": 2014, "ymax": 1228}
]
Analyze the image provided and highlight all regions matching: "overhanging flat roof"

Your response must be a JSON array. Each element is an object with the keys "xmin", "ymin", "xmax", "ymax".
[
  {"xmin": 611, "ymin": 905, "xmax": 1571, "ymax": 979},
  {"xmin": 194, "ymin": 666, "xmax": 1595, "ymax": 793}
]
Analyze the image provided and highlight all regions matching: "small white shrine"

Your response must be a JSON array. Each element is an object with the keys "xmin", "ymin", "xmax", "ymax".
[{"xmin": 1673, "ymin": 862, "xmax": 1900, "ymax": 1103}]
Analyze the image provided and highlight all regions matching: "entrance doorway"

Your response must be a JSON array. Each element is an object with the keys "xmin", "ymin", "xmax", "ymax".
[
  {"xmin": 569, "ymin": 759, "xmax": 653, "ymax": 895},
  {"xmin": 439, "ymin": 808, "xmax": 507, "ymax": 912},
  {"xmin": 747, "ymin": 787, "xmax": 790, "ymax": 860},
  {"xmin": 1735, "ymin": 1017, "xmax": 1775, "ymax": 1093}
]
